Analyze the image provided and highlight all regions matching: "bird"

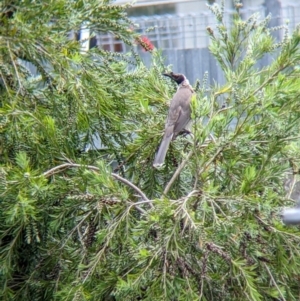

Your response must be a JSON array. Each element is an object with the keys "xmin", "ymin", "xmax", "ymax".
[{"xmin": 153, "ymin": 72, "xmax": 194, "ymax": 168}]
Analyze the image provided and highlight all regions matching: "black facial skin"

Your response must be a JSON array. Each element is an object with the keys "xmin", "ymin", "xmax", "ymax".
[{"xmin": 163, "ymin": 72, "xmax": 185, "ymax": 85}]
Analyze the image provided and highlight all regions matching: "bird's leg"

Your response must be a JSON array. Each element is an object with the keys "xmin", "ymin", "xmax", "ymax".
[{"xmin": 177, "ymin": 129, "xmax": 192, "ymax": 138}]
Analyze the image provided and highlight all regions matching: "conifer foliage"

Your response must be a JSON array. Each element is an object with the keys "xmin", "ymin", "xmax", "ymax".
[{"xmin": 1, "ymin": 0, "xmax": 300, "ymax": 300}]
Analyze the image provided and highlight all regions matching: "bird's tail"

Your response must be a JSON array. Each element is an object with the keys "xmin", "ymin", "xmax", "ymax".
[{"xmin": 153, "ymin": 134, "xmax": 172, "ymax": 168}]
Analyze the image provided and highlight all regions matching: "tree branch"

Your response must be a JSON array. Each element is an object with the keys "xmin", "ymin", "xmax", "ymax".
[
  {"xmin": 264, "ymin": 263, "xmax": 286, "ymax": 301},
  {"xmin": 112, "ymin": 172, "xmax": 150, "ymax": 204},
  {"xmin": 163, "ymin": 150, "xmax": 194, "ymax": 196},
  {"xmin": 7, "ymin": 41, "xmax": 23, "ymax": 95},
  {"xmin": 41, "ymin": 162, "xmax": 152, "ymax": 206}
]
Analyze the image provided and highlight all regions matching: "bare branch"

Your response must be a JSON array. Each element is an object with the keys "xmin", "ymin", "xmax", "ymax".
[
  {"xmin": 42, "ymin": 163, "xmax": 75, "ymax": 177},
  {"xmin": 7, "ymin": 41, "xmax": 23, "ymax": 95},
  {"xmin": 264, "ymin": 263, "xmax": 286, "ymax": 301},
  {"xmin": 41, "ymin": 163, "xmax": 151, "ymax": 206},
  {"xmin": 163, "ymin": 150, "xmax": 194, "ymax": 196},
  {"xmin": 112, "ymin": 172, "xmax": 151, "ymax": 204}
]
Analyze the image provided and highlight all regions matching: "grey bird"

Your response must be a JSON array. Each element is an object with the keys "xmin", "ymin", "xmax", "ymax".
[{"xmin": 153, "ymin": 72, "xmax": 194, "ymax": 168}]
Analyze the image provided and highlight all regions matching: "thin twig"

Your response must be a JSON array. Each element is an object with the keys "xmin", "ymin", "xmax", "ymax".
[
  {"xmin": 216, "ymin": 105, "xmax": 233, "ymax": 113},
  {"xmin": 250, "ymin": 135, "xmax": 300, "ymax": 144},
  {"xmin": 255, "ymin": 214, "xmax": 300, "ymax": 240},
  {"xmin": 247, "ymin": 66, "xmax": 287, "ymax": 102},
  {"xmin": 83, "ymin": 208, "xmax": 130, "ymax": 283},
  {"xmin": 174, "ymin": 190, "xmax": 199, "ymax": 230},
  {"xmin": 127, "ymin": 201, "xmax": 147, "ymax": 214},
  {"xmin": 129, "ymin": 199, "xmax": 155, "ymax": 208},
  {"xmin": 7, "ymin": 41, "xmax": 23, "ymax": 95},
  {"xmin": 112, "ymin": 172, "xmax": 151, "ymax": 204},
  {"xmin": 163, "ymin": 139, "xmax": 222, "ymax": 195},
  {"xmin": 196, "ymin": 145, "xmax": 225, "ymax": 179},
  {"xmin": 163, "ymin": 150, "xmax": 194, "ymax": 195},
  {"xmin": 286, "ymin": 174, "xmax": 296, "ymax": 200},
  {"xmin": 42, "ymin": 163, "xmax": 76, "ymax": 177},
  {"xmin": 0, "ymin": 70, "xmax": 11, "ymax": 96},
  {"xmin": 264, "ymin": 263, "xmax": 286, "ymax": 301}
]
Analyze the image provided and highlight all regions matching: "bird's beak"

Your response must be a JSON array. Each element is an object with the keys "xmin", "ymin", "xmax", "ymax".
[{"xmin": 162, "ymin": 73, "xmax": 172, "ymax": 78}]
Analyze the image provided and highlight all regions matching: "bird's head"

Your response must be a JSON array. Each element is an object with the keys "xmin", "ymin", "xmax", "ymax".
[{"xmin": 163, "ymin": 72, "xmax": 187, "ymax": 85}]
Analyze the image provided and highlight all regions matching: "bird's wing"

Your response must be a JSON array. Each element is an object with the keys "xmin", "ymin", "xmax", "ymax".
[{"xmin": 167, "ymin": 87, "xmax": 193, "ymax": 136}]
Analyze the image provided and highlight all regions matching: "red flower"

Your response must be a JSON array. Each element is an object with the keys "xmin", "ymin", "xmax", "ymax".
[{"xmin": 137, "ymin": 36, "xmax": 155, "ymax": 52}]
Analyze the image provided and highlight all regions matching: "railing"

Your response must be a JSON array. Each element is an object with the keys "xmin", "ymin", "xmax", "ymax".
[{"xmin": 94, "ymin": 3, "xmax": 300, "ymax": 51}]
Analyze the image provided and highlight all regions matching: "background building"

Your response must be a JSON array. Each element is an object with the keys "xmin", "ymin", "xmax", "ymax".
[
  {"xmin": 107, "ymin": 0, "xmax": 299, "ymax": 49},
  {"xmin": 93, "ymin": 0, "xmax": 300, "ymax": 83}
]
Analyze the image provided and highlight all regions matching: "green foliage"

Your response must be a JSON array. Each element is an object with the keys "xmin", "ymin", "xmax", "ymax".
[{"xmin": 1, "ymin": 0, "xmax": 300, "ymax": 300}]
